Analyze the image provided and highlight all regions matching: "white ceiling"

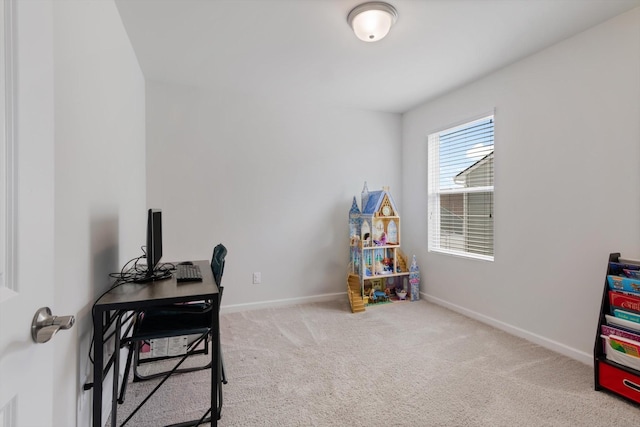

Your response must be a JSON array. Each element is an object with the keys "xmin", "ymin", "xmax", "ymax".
[{"xmin": 115, "ymin": 0, "xmax": 640, "ymax": 113}]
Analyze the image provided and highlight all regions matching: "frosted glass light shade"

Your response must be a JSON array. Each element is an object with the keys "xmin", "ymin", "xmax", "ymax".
[{"xmin": 347, "ymin": 2, "xmax": 398, "ymax": 42}]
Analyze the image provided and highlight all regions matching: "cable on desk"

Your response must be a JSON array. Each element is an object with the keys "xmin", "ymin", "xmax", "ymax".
[
  {"xmin": 84, "ymin": 250, "xmax": 182, "ymax": 390},
  {"xmin": 87, "ymin": 252, "xmax": 150, "ymax": 366}
]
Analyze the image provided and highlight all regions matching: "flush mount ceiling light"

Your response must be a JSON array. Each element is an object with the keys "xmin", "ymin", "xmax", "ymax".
[{"xmin": 347, "ymin": 1, "xmax": 398, "ymax": 42}]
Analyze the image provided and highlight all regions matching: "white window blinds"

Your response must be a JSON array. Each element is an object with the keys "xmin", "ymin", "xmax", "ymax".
[{"xmin": 428, "ymin": 116, "xmax": 494, "ymax": 261}]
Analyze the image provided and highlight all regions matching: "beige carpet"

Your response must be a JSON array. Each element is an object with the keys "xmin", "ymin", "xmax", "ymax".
[{"xmin": 113, "ymin": 299, "xmax": 640, "ymax": 426}]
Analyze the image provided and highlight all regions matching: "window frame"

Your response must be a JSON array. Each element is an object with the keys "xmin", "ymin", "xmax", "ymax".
[{"xmin": 427, "ymin": 113, "xmax": 495, "ymax": 262}]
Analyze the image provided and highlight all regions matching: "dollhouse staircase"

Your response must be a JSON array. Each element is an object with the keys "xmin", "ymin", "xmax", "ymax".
[
  {"xmin": 347, "ymin": 273, "xmax": 366, "ymax": 313},
  {"xmin": 397, "ymin": 249, "xmax": 408, "ymax": 274}
]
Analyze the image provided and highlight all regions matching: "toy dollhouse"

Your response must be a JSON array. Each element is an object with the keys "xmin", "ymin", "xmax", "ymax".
[{"xmin": 347, "ymin": 183, "xmax": 415, "ymax": 313}]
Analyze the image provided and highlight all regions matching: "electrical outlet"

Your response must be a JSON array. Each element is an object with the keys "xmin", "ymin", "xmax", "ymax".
[{"xmin": 252, "ymin": 272, "xmax": 261, "ymax": 284}]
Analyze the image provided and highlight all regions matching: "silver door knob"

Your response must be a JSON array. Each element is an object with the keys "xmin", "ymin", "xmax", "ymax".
[{"xmin": 31, "ymin": 307, "xmax": 75, "ymax": 344}]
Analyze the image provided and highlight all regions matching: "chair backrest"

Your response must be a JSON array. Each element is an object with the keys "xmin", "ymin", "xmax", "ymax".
[{"xmin": 210, "ymin": 243, "xmax": 227, "ymax": 287}]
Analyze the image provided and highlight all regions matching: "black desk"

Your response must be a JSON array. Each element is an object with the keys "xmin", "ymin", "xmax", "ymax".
[{"xmin": 92, "ymin": 260, "xmax": 219, "ymax": 427}]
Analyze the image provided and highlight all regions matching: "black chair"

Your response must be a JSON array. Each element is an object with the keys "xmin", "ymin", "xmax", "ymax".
[
  {"xmin": 210, "ymin": 244, "xmax": 228, "ymax": 385},
  {"xmin": 118, "ymin": 243, "xmax": 228, "ymax": 421}
]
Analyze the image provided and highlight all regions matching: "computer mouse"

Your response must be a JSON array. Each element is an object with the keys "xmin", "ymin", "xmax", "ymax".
[{"xmin": 179, "ymin": 261, "xmax": 193, "ymax": 265}]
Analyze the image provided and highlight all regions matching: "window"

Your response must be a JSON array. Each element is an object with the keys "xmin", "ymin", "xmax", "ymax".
[{"xmin": 428, "ymin": 115, "xmax": 494, "ymax": 261}]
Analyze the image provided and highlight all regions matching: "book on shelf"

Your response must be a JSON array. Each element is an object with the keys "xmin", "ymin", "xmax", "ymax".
[
  {"xmin": 609, "ymin": 261, "xmax": 640, "ymax": 276},
  {"xmin": 618, "ymin": 258, "xmax": 640, "ymax": 266},
  {"xmin": 608, "ymin": 334, "xmax": 640, "ymax": 358},
  {"xmin": 601, "ymin": 334, "xmax": 640, "ymax": 371},
  {"xmin": 613, "ymin": 308, "xmax": 640, "ymax": 324},
  {"xmin": 601, "ymin": 324, "xmax": 640, "ymax": 342},
  {"xmin": 607, "ymin": 275, "xmax": 640, "ymax": 295},
  {"xmin": 605, "ymin": 314, "xmax": 640, "ymax": 333},
  {"xmin": 624, "ymin": 269, "xmax": 640, "ymax": 279},
  {"xmin": 609, "ymin": 291, "xmax": 640, "ymax": 313}
]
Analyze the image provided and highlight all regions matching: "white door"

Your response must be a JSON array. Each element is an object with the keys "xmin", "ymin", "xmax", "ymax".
[{"xmin": 0, "ymin": 1, "xmax": 57, "ymax": 425}]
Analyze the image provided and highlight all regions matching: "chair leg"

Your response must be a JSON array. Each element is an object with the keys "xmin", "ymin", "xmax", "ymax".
[
  {"xmin": 220, "ymin": 346, "xmax": 227, "ymax": 385},
  {"xmin": 132, "ymin": 339, "xmax": 144, "ymax": 382},
  {"xmin": 218, "ymin": 355, "xmax": 223, "ymax": 420},
  {"xmin": 118, "ymin": 341, "xmax": 135, "ymax": 404}
]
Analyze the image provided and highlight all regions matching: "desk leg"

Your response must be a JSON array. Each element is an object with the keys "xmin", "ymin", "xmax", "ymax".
[
  {"xmin": 212, "ymin": 298, "xmax": 219, "ymax": 427},
  {"xmin": 92, "ymin": 309, "xmax": 104, "ymax": 427},
  {"xmin": 111, "ymin": 314, "xmax": 122, "ymax": 427}
]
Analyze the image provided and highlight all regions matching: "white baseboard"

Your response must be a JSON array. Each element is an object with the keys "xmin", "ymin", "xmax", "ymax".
[
  {"xmin": 220, "ymin": 292, "xmax": 346, "ymax": 314},
  {"xmin": 421, "ymin": 292, "xmax": 593, "ymax": 367}
]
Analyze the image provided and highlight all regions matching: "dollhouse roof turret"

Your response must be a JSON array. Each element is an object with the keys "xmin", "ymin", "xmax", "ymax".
[
  {"xmin": 349, "ymin": 196, "xmax": 362, "ymax": 238},
  {"xmin": 361, "ymin": 182, "xmax": 370, "ymax": 213},
  {"xmin": 360, "ymin": 185, "xmax": 399, "ymax": 218},
  {"xmin": 349, "ymin": 196, "xmax": 361, "ymax": 216}
]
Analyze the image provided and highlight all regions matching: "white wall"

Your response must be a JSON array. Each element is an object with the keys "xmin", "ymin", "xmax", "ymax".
[
  {"xmin": 52, "ymin": 0, "xmax": 146, "ymax": 425},
  {"xmin": 402, "ymin": 8, "xmax": 640, "ymax": 364},
  {"xmin": 146, "ymin": 83, "xmax": 402, "ymax": 309}
]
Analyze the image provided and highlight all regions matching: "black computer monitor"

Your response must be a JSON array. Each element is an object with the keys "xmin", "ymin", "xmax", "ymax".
[{"xmin": 146, "ymin": 208, "xmax": 163, "ymax": 276}]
